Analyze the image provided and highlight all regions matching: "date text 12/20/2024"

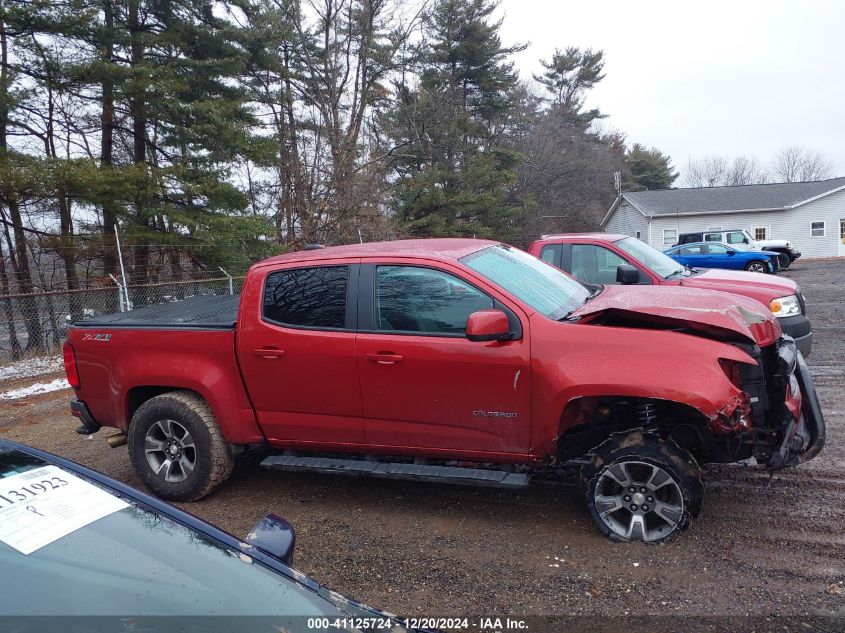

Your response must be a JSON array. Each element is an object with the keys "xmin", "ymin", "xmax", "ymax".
[{"xmin": 306, "ymin": 617, "xmax": 528, "ymax": 630}]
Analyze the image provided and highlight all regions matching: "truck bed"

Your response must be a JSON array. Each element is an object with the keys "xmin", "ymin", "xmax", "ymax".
[{"xmin": 73, "ymin": 294, "xmax": 240, "ymax": 329}]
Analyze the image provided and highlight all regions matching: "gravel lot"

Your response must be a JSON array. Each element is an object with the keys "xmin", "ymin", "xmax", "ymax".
[{"xmin": 1, "ymin": 258, "xmax": 843, "ymax": 626}]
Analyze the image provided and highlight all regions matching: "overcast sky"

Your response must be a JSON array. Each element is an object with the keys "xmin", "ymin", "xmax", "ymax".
[{"xmin": 497, "ymin": 0, "xmax": 844, "ymax": 180}]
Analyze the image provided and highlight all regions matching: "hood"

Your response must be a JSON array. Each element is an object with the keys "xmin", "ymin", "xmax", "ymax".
[
  {"xmin": 570, "ymin": 285, "xmax": 781, "ymax": 346},
  {"xmin": 680, "ymin": 268, "xmax": 798, "ymax": 302}
]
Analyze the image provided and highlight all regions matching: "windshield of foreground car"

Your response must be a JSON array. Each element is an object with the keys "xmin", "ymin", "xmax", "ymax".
[
  {"xmin": 615, "ymin": 237, "xmax": 685, "ymax": 278},
  {"xmin": 461, "ymin": 244, "xmax": 591, "ymax": 319},
  {"xmin": 0, "ymin": 449, "xmax": 340, "ymax": 617}
]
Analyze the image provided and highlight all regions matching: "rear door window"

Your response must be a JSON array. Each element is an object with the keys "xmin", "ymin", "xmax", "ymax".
[
  {"xmin": 704, "ymin": 232, "xmax": 722, "ymax": 242},
  {"xmin": 263, "ymin": 266, "xmax": 350, "ymax": 329}
]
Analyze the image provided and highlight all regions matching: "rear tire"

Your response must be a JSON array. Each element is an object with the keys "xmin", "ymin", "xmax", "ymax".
[
  {"xmin": 581, "ymin": 430, "xmax": 703, "ymax": 543},
  {"xmin": 128, "ymin": 390, "xmax": 233, "ymax": 502},
  {"xmin": 745, "ymin": 261, "xmax": 767, "ymax": 273}
]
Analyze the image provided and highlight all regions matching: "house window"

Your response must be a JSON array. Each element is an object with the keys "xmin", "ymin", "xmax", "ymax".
[
  {"xmin": 753, "ymin": 226, "xmax": 768, "ymax": 241},
  {"xmin": 635, "ymin": 230, "xmax": 641, "ymax": 239},
  {"xmin": 811, "ymin": 221, "xmax": 825, "ymax": 237},
  {"xmin": 662, "ymin": 229, "xmax": 677, "ymax": 245}
]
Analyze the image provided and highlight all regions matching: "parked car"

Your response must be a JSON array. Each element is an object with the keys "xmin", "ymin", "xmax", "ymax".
[
  {"xmin": 64, "ymin": 239, "xmax": 825, "ymax": 543},
  {"xmin": 663, "ymin": 241, "xmax": 781, "ymax": 274},
  {"xmin": 0, "ymin": 438, "xmax": 420, "ymax": 630},
  {"xmin": 675, "ymin": 228, "xmax": 800, "ymax": 268},
  {"xmin": 527, "ymin": 234, "xmax": 812, "ymax": 356}
]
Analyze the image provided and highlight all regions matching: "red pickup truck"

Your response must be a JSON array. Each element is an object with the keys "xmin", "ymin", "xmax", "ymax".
[
  {"xmin": 527, "ymin": 233, "xmax": 813, "ymax": 356},
  {"xmin": 64, "ymin": 239, "xmax": 825, "ymax": 542}
]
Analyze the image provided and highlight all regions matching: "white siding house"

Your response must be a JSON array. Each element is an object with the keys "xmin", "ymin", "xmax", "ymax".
[{"xmin": 602, "ymin": 177, "xmax": 845, "ymax": 258}]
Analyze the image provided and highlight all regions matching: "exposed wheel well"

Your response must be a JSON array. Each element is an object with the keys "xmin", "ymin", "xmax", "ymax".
[{"xmin": 557, "ymin": 396, "xmax": 735, "ymax": 463}]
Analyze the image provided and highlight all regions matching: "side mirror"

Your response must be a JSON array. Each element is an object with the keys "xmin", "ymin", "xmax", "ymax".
[
  {"xmin": 616, "ymin": 264, "xmax": 640, "ymax": 285},
  {"xmin": 466, "ymin": 310, "xmax": 511, "ymax": 342},
  {"xmin": 246, "ymin": 514, "xmax": 296, "ymax": 565}
]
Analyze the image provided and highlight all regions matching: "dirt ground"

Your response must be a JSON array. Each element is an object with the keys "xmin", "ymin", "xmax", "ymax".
[{"xmin": 1, "ymin": 258, "xmax": 844, "ymax": 625}]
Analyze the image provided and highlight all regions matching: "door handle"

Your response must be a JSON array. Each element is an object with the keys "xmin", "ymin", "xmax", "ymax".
[
  {"xmin": 252, "ymin": 347, "xmax": 286, "ymax": 359},
  {"xmin": 365, "ymin": 352, "xmax": 404, "ymax": 365}
]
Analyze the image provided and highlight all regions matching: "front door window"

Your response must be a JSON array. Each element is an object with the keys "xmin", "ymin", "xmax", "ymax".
[
  {"xmin": 570, "ymin": 244, "xmax": 627, "ymax": 285},
  {"xmin": 375, "ymin": 266, "xmax": 493, "ymax": 335}
]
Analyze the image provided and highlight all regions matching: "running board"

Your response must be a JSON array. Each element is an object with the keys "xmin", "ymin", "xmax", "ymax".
[{"xmin": 260, "ymin": 455, "xmax": 530, "ymax": 489}]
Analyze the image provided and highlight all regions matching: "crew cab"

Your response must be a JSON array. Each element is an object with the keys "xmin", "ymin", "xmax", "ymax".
[
  {"xmin": 64, "ymin": 239, "xmax": 826, "ymax": 543},
  {"xmin": 528, "ymin": 233, "xmax": 812, "ymax": 356}
]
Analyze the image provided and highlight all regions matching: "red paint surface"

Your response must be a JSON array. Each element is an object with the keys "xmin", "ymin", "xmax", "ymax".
[{"xmin": 67, "ymin": 238, "xmax": 801, "ymax": 464}]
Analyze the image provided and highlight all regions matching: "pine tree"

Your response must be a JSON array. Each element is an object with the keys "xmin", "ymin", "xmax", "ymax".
[
  {"xmin": 623, "ymin": 143, "xmax": 678, "ymax": 191},
  {"xmin": 533, "ymin": 47, "xmax": 605, "ymax": 128},
  {"xmin": 388, "ymin": 0, "xmax": 525, "ymax": 240},
  {"xmin": 107, "ymin": 0, "xmax": 272, "ymax": 283}
]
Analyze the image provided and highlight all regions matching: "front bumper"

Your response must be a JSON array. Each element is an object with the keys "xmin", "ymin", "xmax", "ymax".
[{"xmin": 767, "ymin": 347, "xmax": 825, "ymax": 471}]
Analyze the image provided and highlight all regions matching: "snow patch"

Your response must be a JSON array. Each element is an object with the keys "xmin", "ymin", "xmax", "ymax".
[
  {"xmin": 0, "ymin": 356, "xmax": 63, "ymax": 382},
  {"xmin": 0, "ymin": 378, "xmax": 70, "ymax": 400}
]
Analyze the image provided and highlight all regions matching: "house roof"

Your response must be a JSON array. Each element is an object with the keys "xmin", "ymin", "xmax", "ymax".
[{"xmin": 602, "ymin": 176, "xmax": 845, "ymax": 225}]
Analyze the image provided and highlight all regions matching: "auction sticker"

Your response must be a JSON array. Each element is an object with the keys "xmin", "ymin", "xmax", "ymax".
[{"xmin": 0, "ymin": 465, "xmax": 129, "ymax": 555}]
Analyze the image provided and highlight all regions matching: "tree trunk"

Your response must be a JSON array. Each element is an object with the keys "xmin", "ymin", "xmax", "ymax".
[
  {"xmin": 0, "ymin": 14, "xmax": 43, "ymax": 351},
  {"xmin": 36, "ymin": 38, "xmax": 82, "ymax": 319},
  {"xmin": 128, "ymin": 0, "xmax": 149, "ymax": 285},
  {"xmin": 100, "ymin": 0, "xmax": 118, "ymax": 277},
  {"xmin": 0, "ymin": 237, "xmax": 22, "ymax": 360}
]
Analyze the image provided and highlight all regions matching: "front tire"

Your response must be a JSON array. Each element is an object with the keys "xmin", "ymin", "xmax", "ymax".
[
  {"xmin": 128, "ymin": 390, "xmax": 233, "ymax": 502},
  {"xmin": 745, "ymin": 260, "xmax": 767, "ymax": 273},
  {"xmin": 581, "ymin": 431, "xmax": 703, "ymax": 543}
]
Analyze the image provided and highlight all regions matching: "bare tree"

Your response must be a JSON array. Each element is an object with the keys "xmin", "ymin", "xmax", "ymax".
[
  {"xmin": 682, "ymin": 154, "xmax": 766, "ymax": 187},
  {"xmin": 726, "ymin": 155, "xmax": 767, "ymax": 186},
  {"xmin": 769, "ymin": 146, "xmax": 834, "ymax": 183}
]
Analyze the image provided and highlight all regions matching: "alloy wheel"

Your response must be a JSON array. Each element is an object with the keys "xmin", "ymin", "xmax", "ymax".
[
  {"xmin": 144, "ymin": 419, "xmax": 197, "ymax": 483},
  {"xmin": 593, "ymin": 460, "xmax": 685, "ymax": 542}
]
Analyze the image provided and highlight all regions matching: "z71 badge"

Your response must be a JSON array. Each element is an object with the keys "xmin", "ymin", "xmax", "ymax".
[{"xmin": 82, "ymin": 333, "xmax": 112, "ymax": 342}]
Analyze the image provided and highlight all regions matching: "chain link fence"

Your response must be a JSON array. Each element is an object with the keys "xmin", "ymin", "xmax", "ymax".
[{"xmin": 0, "ymin": 276, "xmax": 244, "ymax": 364}]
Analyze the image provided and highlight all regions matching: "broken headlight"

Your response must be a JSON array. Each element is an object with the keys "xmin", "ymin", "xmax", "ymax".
[{"xmin": 770, "ymin": 294, "xmax": 801, "ymax": 318}]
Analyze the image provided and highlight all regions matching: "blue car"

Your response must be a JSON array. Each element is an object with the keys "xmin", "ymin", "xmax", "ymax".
[
  {"xmin": 663, "ymin": 241, "xmax": 780, "ymax": 274},
  {"xmin": 0, "ymin": 439, "xmax": 424, "ymax": 631}
]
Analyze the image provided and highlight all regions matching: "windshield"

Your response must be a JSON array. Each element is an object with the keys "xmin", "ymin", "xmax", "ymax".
[
  {"xmin": 461, "ymin": 244, "xmax": 591, "ymax": 319},
  {"xmin": 0, "ymin": 449, "xmax": 340, "ymax": 618},
  {"xmin": 615, "ymin": 237, "xmax": 685, "ymax": 278}
]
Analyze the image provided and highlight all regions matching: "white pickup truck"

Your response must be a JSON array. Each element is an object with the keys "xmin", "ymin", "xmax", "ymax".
[{"xmin": 676, "ymin": 229, "xmax": 801, "ymax": 269}]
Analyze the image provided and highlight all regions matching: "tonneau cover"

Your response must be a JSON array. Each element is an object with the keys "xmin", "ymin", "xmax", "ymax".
[{"xmin": 73, "ymin": 294, "xmax": 240, "ymax": 329}]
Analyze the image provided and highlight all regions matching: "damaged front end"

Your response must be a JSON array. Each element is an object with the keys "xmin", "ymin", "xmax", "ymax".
[{"xmin": 730, "ymin": 336, "xmax": 826, "ymax": 471}]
